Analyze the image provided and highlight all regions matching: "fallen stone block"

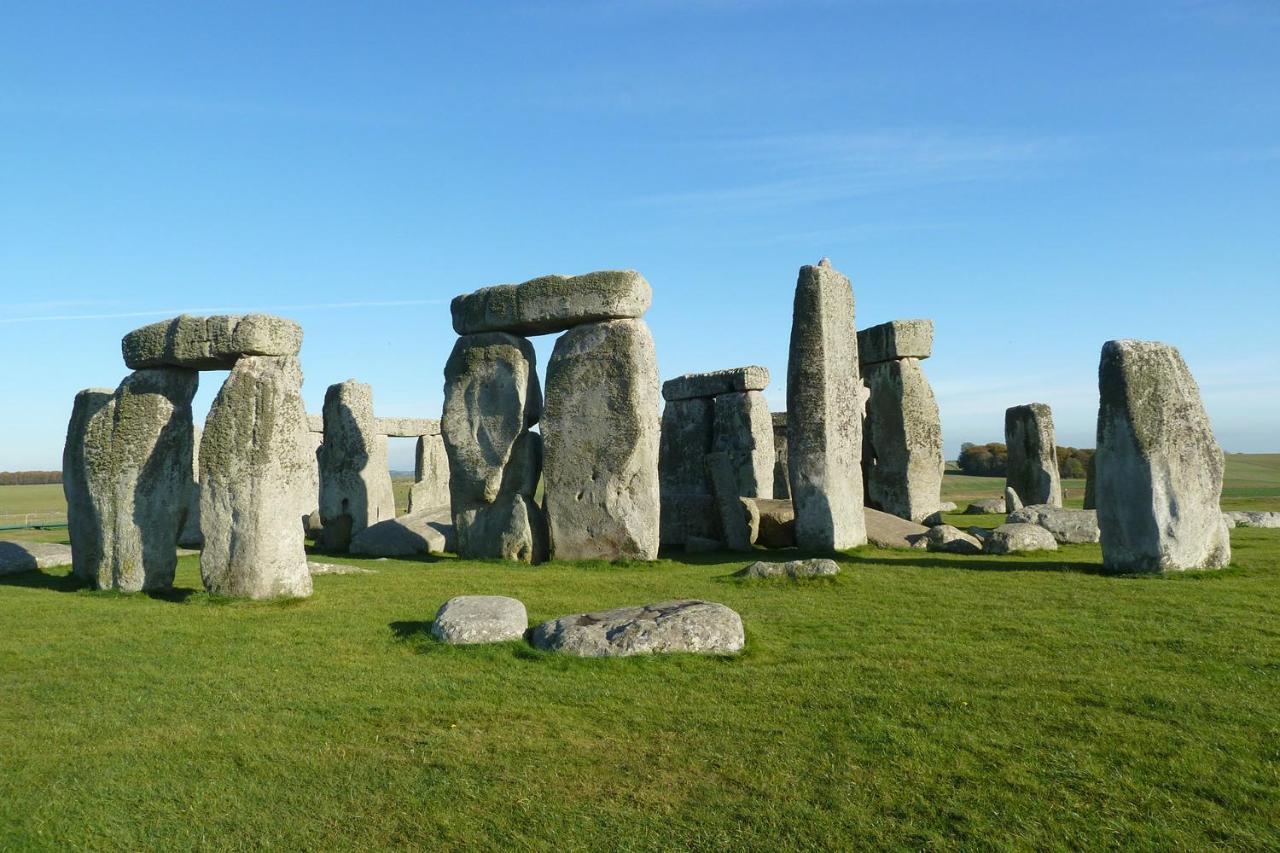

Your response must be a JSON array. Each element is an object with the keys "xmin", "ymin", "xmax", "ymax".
[
  {"xmin": 1007, "ymin": 505, "xmax": 1100, "ymax": 544},
  {"xmin": 864, "ymin": 507, "xmax": 930, "ymax": 549},
  {"xmin": 985, "ymin": 523, "xmax": 1059, "ymax": 554},
  {"xmin": 734, "ymin": 558, "xmax": 839, "ymax": 579},
  {"xmin": 349, "ymin": 506, "xmax": 456, "ymax": 556},
  {"xmin": 924, "ymin": 525, "xmax": 984, "ymax": 555},
  {"xmin": 531, "ymin": 600, "xmax": 744, "ymax": 657},
  {"xmin": 432, "ymin": 596, "xmax": 528, "ymax": 645},
  {"xmin": 0, "ymin": 542, "xmax": 75, "ymax": 576}
]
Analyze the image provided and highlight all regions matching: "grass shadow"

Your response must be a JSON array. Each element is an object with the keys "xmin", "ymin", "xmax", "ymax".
[
  {"xmin": 853, "ymin": 553, "xmax": 1113, "ymax": 576},
  {"xmin": 390, "ymin": 620, "xmax": 434, "ymax": 641},
  {"xmin": 0, "ymin": 569, "xmax": 87, "ymax": 592}
]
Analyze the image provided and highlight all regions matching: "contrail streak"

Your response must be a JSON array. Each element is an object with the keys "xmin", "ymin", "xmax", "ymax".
[{"xmin": 0, "ymin": 299, "xmax": 450, "ymax": 324}]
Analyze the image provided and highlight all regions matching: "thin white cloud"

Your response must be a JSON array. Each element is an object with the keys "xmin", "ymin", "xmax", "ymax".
[{"xmin": 0, "ymin": 299, "xmax": 450, "ymax": 324}]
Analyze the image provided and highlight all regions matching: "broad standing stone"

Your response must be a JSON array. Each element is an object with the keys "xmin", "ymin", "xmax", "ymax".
[
  {"xmin": 543, "ymin": 319, "xmax": 660, "ymax": 561},
  {"xmin": 83, "ymin": 368, "xmax": 198, "ymax": 592},
  {"xmin": 1005, "ymin": 403, "xmax": 1063, "ymax": 508},
  {"xmin": 786, "ymin": 260, "xmax": 866, "ymax": 550},
  {"xmin": 712, "ymin": 391, "xmax": 775, "ymax": 499},
  {"xmin": 62, "ymin": 388, "xmax": 113, "ymax": 582},
  {"xmin": 451, "ymin": 270, "xmax": 652, "ymax": 336},
  {"xmin": 442, "ymin": 333, "xmax": 546, "ymax": 562},
  {"xmin": 862, "ymin": 358, "xmax": 943, "ymax": 522},
  {"xmin": 408, "ymin": 433, "xmax": 451, "ymax": 513},
  {"xmin": 1095, "ymin": 340, "xmax": 1230, "ymax": 571},
  {"xmin": 178, "ymin": 424, "xmax": 203, "ymax": 549},
  {"xmin": 659, "ymin": 397, "xmax": 714, "ymax": 496},
  {"xmin": 317, "ymin": 380, "xmax": 396, "ymax": 551},
  {"xmin": 199, "ymin": 356, "xmax": 313, "ymax": 599},
  {"xmin": 122, "ymin": 314, "xmax": 302, "ymax": 370},
  {"xmin": 705, "ymin": 452, "xmax": 753, "ymax": 552}
]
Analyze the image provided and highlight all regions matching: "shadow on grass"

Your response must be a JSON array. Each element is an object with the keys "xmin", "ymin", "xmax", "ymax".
[
  {"xmin": 0, "ymin": 570, "xmax": 205, "ymax": 600},
  {"xmin": 390, "ymin": 620, "xmax": 434, "ymax": 640},
  {"xmin": 853, "ymin": 553, "xmax": 1114, "ymax": 576}
]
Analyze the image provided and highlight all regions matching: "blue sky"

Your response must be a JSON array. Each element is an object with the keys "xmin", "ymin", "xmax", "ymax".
[{"xmin": 2, "ymin": 0, "xmax": 1277, "ymax": 471}]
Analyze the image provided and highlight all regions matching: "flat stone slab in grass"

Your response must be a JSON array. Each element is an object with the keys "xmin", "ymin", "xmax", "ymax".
[
  {"xmin": 531, "ymin": 599, "xmax": 744, "ymax": 657},
  {"xmin": 307, "ymin": 561, "xmax": 375, "ymax": 575},
  {"xmin": 451, "ymin": 270, "xmax": 652, "ymax": 336},
  {"xmin": 1007, "ymin": 505, "xmax": 1100, "ymax": 544},
  {"xmin": 864, "ymin": 507, "xmax": 929, "ymax": 549},
  {"xmin": 349, "ymin": 507, "xmax": 455, "ymax": 557},
  {"xmin": 432, "ymin": 595, "xmax": 528, "ymax": 644},
  {"xmin": 735, "ymin": 558, "xmax": 839, "ymax": 579},
  {"xmin": 661, "ymin": 366, "xmax": 770, "ymax": 401},
  {"xmin": 964, "ymin": 498, "xmax": 1007, "ymax": 515},
  {"xmin": 985, "ymin": 523, "xmax": 1059, "ymax": 554},
  {"xmin": 0, "ymin": 542, "xmax": 74, "ymax": 575},
  {"xmin": 1224, "ymin": 511, "xmax": 1280, "ymax": 529},
  {"xmin": 122, "ymin": 314, "xmax": 302, "ymax": 370}
]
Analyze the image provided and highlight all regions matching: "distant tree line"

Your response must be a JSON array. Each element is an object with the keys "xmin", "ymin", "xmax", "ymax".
[
  {"xmin": 0, "ymin": 471, "xmax": 63, "ymax": 486},
  {"xmin": 956, "ymin": 444, "xmax": 1093, "ymax": 479}
]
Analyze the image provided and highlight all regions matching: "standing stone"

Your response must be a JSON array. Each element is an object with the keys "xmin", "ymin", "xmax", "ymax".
[
  {"xmin": 786, "ymin": 260, "xmax": 866, "ymax": 550},
  {"xmin": 317, "ymin": 380, "xmax": 396, "ymax": 551},
  {"xmin": 177, "ymin": 424, "xmax": 203, "ymax": 549},
  {"xmin": 659, "ymin": 397, "xmax": 714, "ymax": 496},
  {"xmin": 771, "ymin": 412, "xmax": 790, "ymax": 500},
  {"xmin": 543, "ymin": 319, "xmax": 660, "ymax": 561},
  {"xmin": 1004, "ymin": 485, "xmax": 1024, "ymax": 514},
  {"xmin": 83, "ymin": 368, "xmax": 198, "ymax": 592},
  {"xmin": 62, "ymin": 388, "xmax": 113, "ymax": 582},
  {"xmin": 442, "ymin": 333, "xmax": 546, "ymax": 562},
  {"xmin": 1095, "ymin": 340, "xmax": 1230, "ymax": 571},
  {"xmin": 1005, "ymin": 403, "xmax": 1063, "ymax": 508},
  {"xmin": 1083, "ymin": 454, "xmax": 1097, "ymax": 510},
  {"xmin": 408, "ymin": 433, "xmax": 451, "ymax": 513},
  {"xmin": 198, "ymin": 356, "xmax": 313, "ymax": 599},
  {"xmin": 712, "ymin": 391, "xmax": 774, "ymax": 499},
  {"xmin": 862, "ymin": 358, "xmax": 944, "ymax": 522},
  {"xmin": 706, "ymin": 452, "xmax": 753, "ymax": 552}
]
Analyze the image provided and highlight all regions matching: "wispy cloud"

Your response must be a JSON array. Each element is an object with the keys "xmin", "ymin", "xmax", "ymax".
[{"xmin": 0, "ymin": 299, "xmax": 449, "ymax": 325}]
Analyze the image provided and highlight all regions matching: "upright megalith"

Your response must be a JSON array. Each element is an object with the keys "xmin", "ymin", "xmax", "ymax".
[
  {"xmin": 317, "ymin": 380, "xmax": 396, "ymax": 551},
  {"xmin": 712, "ymin": 390, "xmax": 774, "ymax": 499},
  {"xmin": 1095, "ymin": 339, "xmax": 1230, "ymax": 571},
  {"xmin": 408, "ymin": 433, "xmax": 451, "ymax": 513},
  {"xmin": 62, "ymin": 388, "xmax": 113, "ymax": 582},
  {"xmin": 771, "ymin": 412, "xmax": 790, "ymax": 500},
  {"xmin": 451, "ymin": 270, "xmax": 651, "ymax": 336},
  {"xmin": 199, "ymin": 356, "xmax": 313, "ymax": 599},
  {"xmin": 786, "ymin": 259, "xmax": 866, "ymax": 550},
  {"xmin": 122, "ymin": 314, "xmax": 302, "ymax": 370},
  {"xmin": 543, "ymin": 319, "xmax": 660, "ymax": 560},
  {"xmin": 442, "ymin": 333, "xmax": 546, "ymax": 562},
  {"xmin": 178, "ymin": 424, "xmax": 203, "ymax": 549},
  {"xmin": 82, "ymin": 368, "xmax": 198, "ymax": 592},
  {"xmin": 1005, "ymin": 403, "xmax": 1063, "ymax": 508},
  {"xmin": 862, "ymin": 357, "xmax": 944, "ymax": 523}
]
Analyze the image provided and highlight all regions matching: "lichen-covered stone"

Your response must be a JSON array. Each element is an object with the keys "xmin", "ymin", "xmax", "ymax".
[
  {"xmin": 658, "ymin": 494, "xmax": 721, "ymax": 546},
  {"xmin": 62, "ymin": 388, "xmax": 112, "ymax": 581},
  {"xmin": 350, "ymin": 506, "xmax": 455, "ymax": 556},
  {"xmin": 1224, "ymin": 511, "xmax": 1280, "ymax": 529},
  {"xmin": 408, "ymin": 433, "xmax": 451, "ymax": 513},
  {"xmin": 864, "ymin": 507, "xmax": 929, "ymax": 549},
  {"xmin": 863, "ymin": 358, "xmax": 943, "ymax": 522},
  {"xmin": 543, "ymin": 319, "xmax": 660, "ymax": 561},
  {"xmin": 83, "ymin": 368, "xmax": 198, "ymax": 592},
  {"xmin": 985, "ymin": 522, "xmax": 1059, "ymax": 554},
  {"xmin": 925, "ymin": 524, "xmax": 984, "ymax": 555},
  {"xmin": 177, "ymin": 424, "xmax": 203, "ymax": 549},
  {"xmin": 706, "ymin": 452, "xmax": 753, "ymax": 552},
  {"xmin": 661, "ymin": 366, "xmax": 770, "ymax": 401},
  {"xmin": 964, "ymin": 498, "xmax": 1007, "ymax": 515},
  {"xmin": 451, "ymin": 270, "xmax": 651, "ymax": 336},
  {"xmin": 1083, "ymin": 453, "xmax": 1097, "ymax": 510},
  {"xmin": 857, "ymin": 319, "xmax": 934, "ymax": 366},
  {"xmin": 531, "ymin": 600, "xmax": 744, "ymax": 657},
  {"xmin": 659, "ymin": 397, "xmax": 714, "ymax": 496},
  {"xmin": 1007, "ymin": 504, "xmax": 1100, "ymax": 544},
  {"xmin": 199, "ymin": 356, "xmax": 312, "ymax": 599},
  {"xmin": 317, "ymin": 380, "xmax": 396, "ymax": 551},
  {"xmin": 734, "ymin": 558, "xmax": 839, "ymax": 579},
  {"xmin": 432, "ymin": 596, "xmax": 528, "ymax": 644},
  {"xmin": 787, "ymin": 261, "xmax": 866, "ymax": 550},
  {"xmin": 1095, "ymin": 339, "xmax": 1231, "ymax": 571},
  {"xmin": 712, "ymin": 391, "xmax": 774, "ymax": 499},
  {"xmin": 373, "ymin": 417, "xmax": 440, "ymax": 437},
  {"xmin": 1004, "ymin": 485, "xmax": 1023, "ymax": 514},
  {"xmin": 1005, "ymin": 403, "xmax": 1063, "ymax": 508},
  {"xmin": 122, "ymin": 314, "xmax": 301, "ymax": 370},
  {"xmin": 771, "ymin": 412, "xmax": 790, "ymax": 500}
]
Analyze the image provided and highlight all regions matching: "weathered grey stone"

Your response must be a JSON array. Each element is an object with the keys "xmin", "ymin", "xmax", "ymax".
[
  {"xmin": 924, "ymin": 524, "xmax": 983, "ymax": 555},
  {"xmin": 1096, "ymin": 340, "xmax": 1231, "ymax": 571},
  {"xmin": 742, "ymin": 497, "xmax": 796, "ymax": 549},
  {"xmin": 659, "ymin": 397, "xmax": 714, "ymax": 497},
  {"xmin": 307, "ymin": 560, "xmax": 374, "ymax": 575},
  {"xmin": 83, "ymin": 368, "xmax": 198, "ymax": 592},
  {"xmin": 787, "ymin": 261, "xmax": 866, "ymax": 550},
  {"xmin": 985, "ymin": 523, "xmax": 1059, "ymax": 554},
  {"xmin": 451, "ymin": 270, "xmax": 652, "ymax": 336},
  {"xmin": 735, "ymin": 558, "xmax": 839, "ymax": 579},
  {"xmin": 967, "ymin": 526, "xmax": 994, "ymax": 542},
  {"xmin": 659, "ymin": 494, "xmax": 721, "ymax": 546},
  {"xmin": 705, "ymin": 452, "xmax": 754, "ymax": 552},
  {"xmin": 938, "ymin": 501, "xmax": 957, "ymax": 512},
  {"xmin": 62, "ymin": 388, "xmax": 113, "ymax": 581},
  {"xmin": 199, "ymin": 356, "xmax": 312, "ymax": 599},
  {"xmin": 303, "ymin": 509, "xmax": 324, "ymax": 538},
  {"xmin": 306, "ymin": 413, "xmax": 324, "ymax": 433},
  {"xmin": 1083, "ymin": 454, "xmax": 1096, "ymax": 510},
  {"xmin": 543, "ymin": 319, "xmax": 660, "ymax": 561},
  {"xmin": 302, "ymin": 431, "xmax": 322, "ymax": 534},
  {"xmin": 442, "ymin": 333, "xmax": 546, "ymax": 562},
  {"xmin": 771, "ymin": 412, "xmax": 790, "ymax": 500},
  {"xmin": 408, "ymin": 433, "xmax": 451, "ymax": 513},
  {"xmin": 317, "ymin": 380, "xmax": 397, "ymax": 551},
  {"xmin": 864, "ymin": 507, "xmax": 929, "ymax": 549},
  {"xmin": 713, "ymin": 391, "xmax": 774, "ymax": 499},
  {"xmin": 122, "ymin": 314, "xmax": 302, "ymax": 370},
  {"xmin": 963, "ymin": 498, "xmax": 1007, "ymax": 515},
  {"xmin": 863, "ymin": 358, "xmax": 944, "ymax": 522},
  {"xmin": 0, "ymin": 541, "xmax": 74, "ymax": 576},
  {"xmin": 857, "ymin": 319, "xmax": 933, "ymax": 366},
  {"xmin": 349, "ymin": 506, "xmax": 455, "ymax": 556},
  {"xmin": 177, "ymin": 424, "xmax": 203, "ymax": 549},
  {"xmin": 1225, "ymin": 511, "xmax": 1280, "ymax": 529},
  {"xmin": 661, "ymin": 366, "xmax": 770, "ymax": 401},
  {"xmin": 685, "ymin": 536, "xmax": 722, "ymax": 553},
  {"xmin": 531, "ymin": 600, "xmax": 744, "ymax": 657},
  {"xmin": 1004, "ymin": 485, "xmax": 1023, "ymax": 514},
  {"xmin": 373, "ymin": 417, "xmax": 441, "ymax": 438},
  {"xmin": 1007, "ymin": 504, "xmax": 1100, "ymax": 544},
  {"xmin": 1005, "ymin": 403, "xmax": 1063, "ymax": 508},
  {"xmin": 432, "ymin": 595, "xmax": 528, "ymax": 644}
]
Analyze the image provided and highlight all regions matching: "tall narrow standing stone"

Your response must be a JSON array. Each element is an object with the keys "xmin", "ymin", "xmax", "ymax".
[
  {"xmin": 200, "ymin": 356, "xmax": 313, "ymax": 598},
  {"xmin": 442, "ymin": 333, "xmax": 546, "ymax": 562},
  {"xmin": 62, "ymin": 388, "xmax": 113, "ymax": 582},
  {"xmin": 1095, "ymin": 339, "xmax": 1230, "ymax": 571},
  {"xmin": 408, "ymin": 433, "xmax": 451, "ymax": 513},
  {"xmin": 863, "ymin": 358, "xmax": 944, "ymax": 522},
  {"xmin": 771, "ymin": 412, "xmax": 790, "ymax": 500},
  {"xmin": 1005, "ymin": 403, "xmax": 1063, "ymax": 508},
  {"xmin": 712, "ymin": 391, "xmax": 775, "ymax": 499},
  {"xmin": 317, "ymin": 380, "xmax": 396, "ymax": 551},
  {"xmin": 786, "ymin": 260, "xmax": 866, "ymax": 550},
  {"xmin": 177, "ymin": 424, "xmax": 204, "ymax": 548},
  {"xmin": 543, "ymin": 319, "xmax": 660, "ymax": 560},
  {"xmin": 83, "ymin": 368, "xmax": 198, "ymax": 592}
]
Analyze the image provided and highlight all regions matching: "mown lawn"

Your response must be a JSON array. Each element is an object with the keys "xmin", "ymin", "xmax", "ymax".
[{"xmin": 2, "ymin": 530, "xmax": 1278, "ymax": 849}]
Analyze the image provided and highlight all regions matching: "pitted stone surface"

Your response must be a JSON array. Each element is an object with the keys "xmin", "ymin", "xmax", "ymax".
[
  {"xmin": 771, "ymin": 412, "xmax": 790, "ymax": 500},
  {"xmin": 543, "ymin": 319, "xmax": 660, "ymax": 561},
  {"xmin": 857, "ymin": 319, "xmax": 933, "ymax": 366},
  {"xmin": 659, "ymin": 494, "xmax": 721, "ymax": 547},
  {"xmin": 408, "ymin": 433, "xmax": 451, "ymax": 513},
  {"xmin": 925, "ymin": 525, "xmax": 983, "ymax": 555},
  {"xmin": 317, "ymin": 380, "xmax": 397, "ymax": 551},
  {"xmin": 661, "ymin": 366, "xmax": 770, "ymax": 401},
  {"xmin": 432, "ymin": 596, "xmax": 528, "ymax": 645},
  {"xmin": 1225, "ymin": 511, "xmax": 1280, "ymax": 529},
  {"xmin": 178, "ymin": 424, "xmax": 203, "ymax": 549},
  {"xmin": 712, "ymin": 391, "xmax": 774, "ymax": 499},
  {"xmin": 734, "ymin": 558, "xmax": 838, "ymax": 579},
  {"xmin": 451, "ymin": 270, "xmax": 651, "ymax": 336},
  {"xmin": 350, "ymin": 506, "xmax": 455, "ymax": 556},
  {"xmin": 964, "ymin": 498, "xmax": 1007, "ymax": 515},
  {"xmin": 531, "ymin": 600, "xmax": 744, "ymax": 657},
  {"xmin": 199, "ymin": 356, "xmax": 313, "ymax": 599},
  {"xmin": 374, "ymin": 417, "xmax": 441, "ymax": 438},
  {"xmin": 1007, "ymin": 505, "xmax": 1100, "ymax": 544},
  {"xmin": 122, "ymin": 314, "xmax": 301, "ymax": 370},
  {"xmin": 706, "ymin": 452, "xmax": 753, "ymax": 552},
  {"xmin": 659, "ymin": 397, "xmax": 714, "ymax": 497},
  {"xmin": 863, "ymin": 358, "xmax": 944, "ymax": 522},
  {"xmin": 0, "ymin": 542, "xmax": 74, "ymax": 576},
  {"xmin": 986, "ymin": 523, "xmax": 1059, "ymax": 554},
  {"xmin": 62, "ymin": 388, "xmax": 113, "ymax": 581},
  {"xmin": 787, "ymin": 261, "xmax": 866, "ymax": 550},
  {"xmin": 1005, "ymin": 403, "xmax": 1063, "ymax": 508},
  {"xmin": 864, "ymin": 507, "xmax": 929, "ymax": 549},
  {"xmin": 1096, "ymin": 339, "xmax": 1231, "ymax": 571}
]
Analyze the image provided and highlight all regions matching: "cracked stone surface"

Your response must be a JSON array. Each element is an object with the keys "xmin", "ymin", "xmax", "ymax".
[
  {"xmin": 122, "ymin": 314, "xmax": 302, "ymax": 370},
  {"xmin": 451, "ymin": 270, "xmax": 651, "ymax": 336},
  {"xmin": 531, "ymin": 599, "xmax": 744, "ymax": 657},
  {"xmin": 734, "ymin": 558, "xmax": 839, "ymax": 579},
  {"xmin": 985, "ymin": 523, "xmax": 1059, "ymax": 554}
]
